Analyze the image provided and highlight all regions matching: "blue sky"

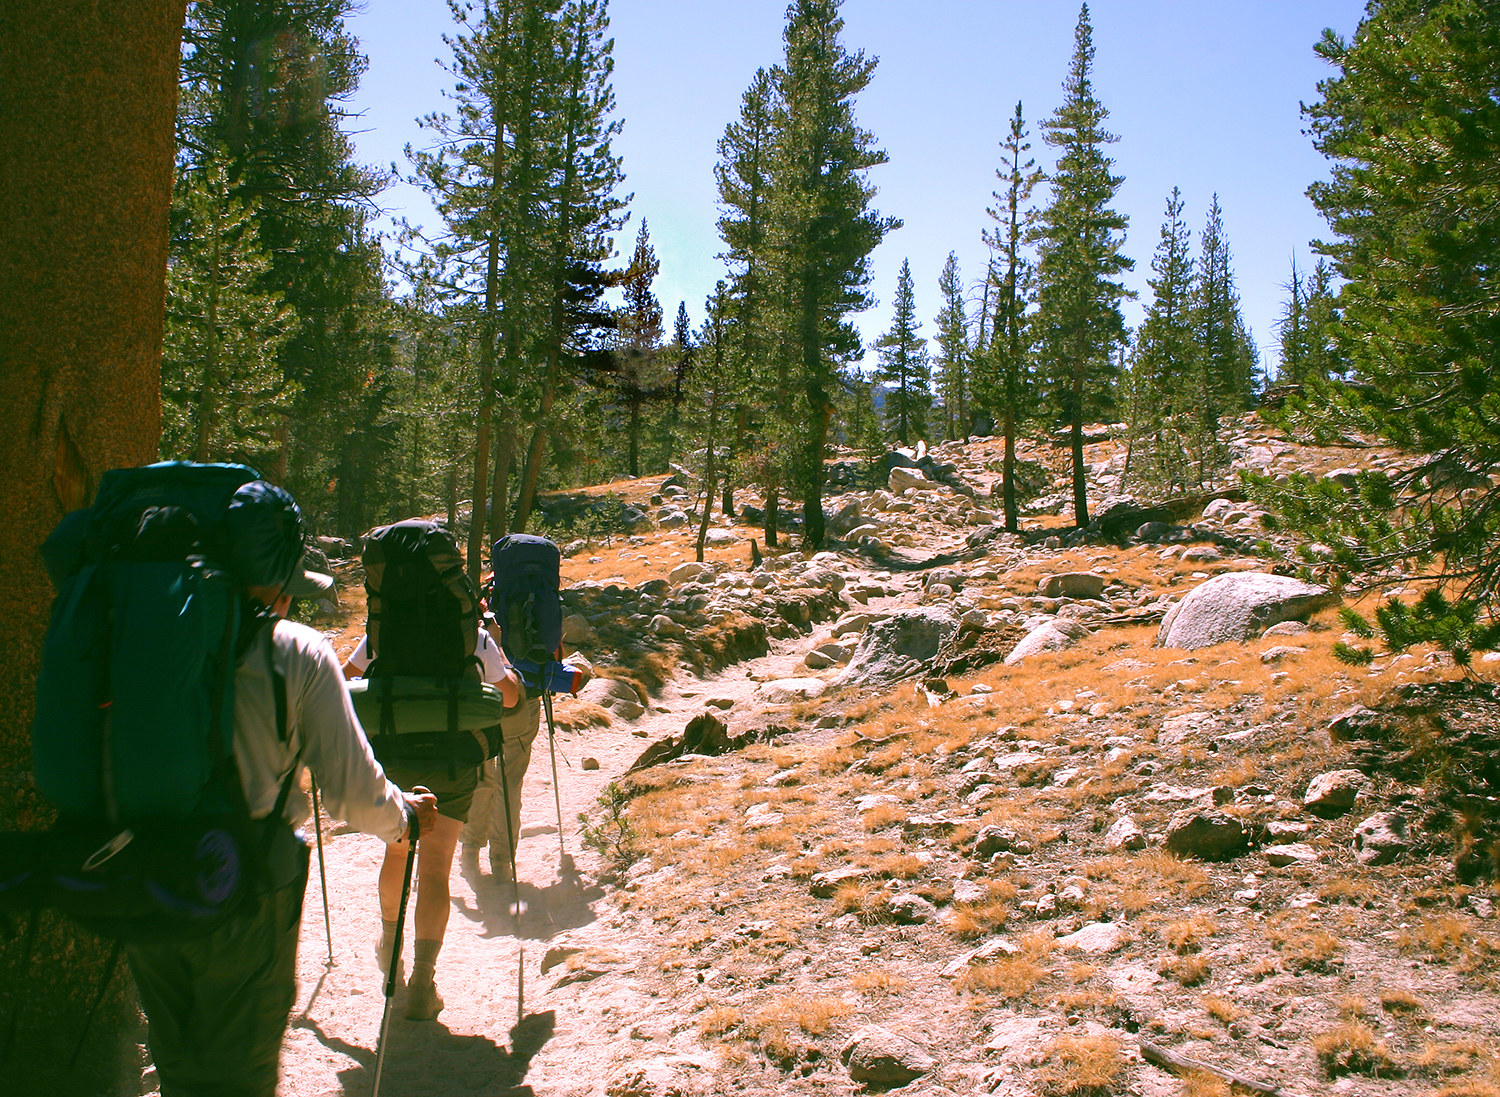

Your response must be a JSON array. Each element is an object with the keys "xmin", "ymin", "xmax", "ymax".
[{"xmin": 346, "ymin": 0, "xmax": 1367, "ymax": 375}]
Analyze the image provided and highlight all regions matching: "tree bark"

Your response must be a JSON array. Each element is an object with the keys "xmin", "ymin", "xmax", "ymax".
[{"xmin": 0, "ymin": 2, "xmax": 185, "ymax": 1091}]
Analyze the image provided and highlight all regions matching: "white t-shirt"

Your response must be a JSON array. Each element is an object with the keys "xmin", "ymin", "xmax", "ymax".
[{"xmin": 345, "ymin": 627, "xmax": 511, "ymax": 685}]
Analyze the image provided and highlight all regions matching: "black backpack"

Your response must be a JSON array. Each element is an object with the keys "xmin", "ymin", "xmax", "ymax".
[{"xmin": 356, "ymin": 520, "xmax": 502, "ymax": 773}]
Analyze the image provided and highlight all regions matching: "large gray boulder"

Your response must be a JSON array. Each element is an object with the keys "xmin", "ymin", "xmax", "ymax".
[
  {"xmin": 840, "ymin": 1025, "xmax": 936, "ymax": 1086},
  {"xmin": 834, "ymin": 607, "xmax": 959, "ymax": 690},
  {"xmin": 1158, "ymin": 572, "xmax": 1338, "ymax": 650},
  {"xmin": 1003, "ymin": 618, "xmax": 1091, "ymax": 665}
]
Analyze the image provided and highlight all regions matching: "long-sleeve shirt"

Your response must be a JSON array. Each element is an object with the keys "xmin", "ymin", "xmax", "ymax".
[{"xmin": 234, "ymin": 618, "xmax": 407, "ymax": 844}]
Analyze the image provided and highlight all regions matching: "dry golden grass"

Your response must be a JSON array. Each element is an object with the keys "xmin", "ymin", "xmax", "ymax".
[
  {"xmin": 850, "ymin": 969, "xmax": 910, "ymax": 997},
  {"xmin": 698, "ymin": 1004, "xmax": 742, "ymax": 1037},
  {"xmin": 1429, "ymin": 1084, "xmax": 1500, "ymax": 1097},
  {"xmin": 1158, "ymin": 915, "xmax": 1219, "ymax": 954},
  {"xmin": 1397, "ymin": 914, "xmax": 1496, "ymax": 965},
  {"xmin": 957, "ymin": 957, "xmax": 1047, "ymax": 1000},
  {"xmin": 550, "ymin": 700, "xmax": 612, "ymax": 731},
  {"xmin": 745, "ymin": 995, "xmax": 852, "ymax": 1062},
  {"xmin": 1320, "ymin": 877, "xmax": 1383, "ymax": 907},
  {"xmin": 1037, "ymin": 1034, "xmax": 1125, "ymax": 1097},
  {"xmin": 1179, "ymin": 1071, "xmax": 1232, "ymax": 1097},
  {"xmin": 1202, "ymin": 995, "xmax": 1248, "ymax": 1025},
  {"xmin": 1380, "ymin": 987, "xmax": 1426, "ymax": 1015},
  {"xmin": 1313, "ymin": 1022, "xmax": 1400, "ymax": 1078},
  {"xmin": 1051, "ymin": 989, "xmax": 1119, "ymax": 1017},
  {"xmin": 1339, "ymin": 995, "xmax": 1370, "ymax": 1019},
  {"xmin": 832, "ymin": 880, "xmax": 887, "ymax": 923},
  {"xmin": 1266, "ymin": 912, "xmax": 1343, "ymax": 973},
  {"xmin": 1413, "ymin": 1040, "xmax": 1492, "ymax": 1077},
  {"xmin": 948, "ymin": 902, "xmax": 1012, "ymax": 940},
  {"xmin": 1160, "ymin": 955, "xmax": 1212, "ymax": 986},
  {"xmin": 862, "ymin": 802, "xmax": 910, "ymax": 830}
]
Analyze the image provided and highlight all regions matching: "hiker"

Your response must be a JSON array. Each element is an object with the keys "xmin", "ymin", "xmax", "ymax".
[
  {"xmin": 460, "ymin": 533, "xmax": 590, "ymax": 883},
  {"xmin": 342, "ymin": 525, "xmax": 520, "ymax": 1020},
  {"xmin": 459, "ymin": 618, "xmax": 544, "ymax": 881},
  {"xmin": 118, "ymin": 482, "xmax": 439, "ymax": 1097}
]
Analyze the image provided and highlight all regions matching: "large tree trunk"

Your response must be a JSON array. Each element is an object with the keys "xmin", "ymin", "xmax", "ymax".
[{"xmin": 0, "ymin": 3, "xmax": 185, "ymax": 1092}]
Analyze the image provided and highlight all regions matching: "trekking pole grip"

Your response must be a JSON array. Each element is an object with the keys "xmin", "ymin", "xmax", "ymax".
[{"xmin": 403, "ymin": 800, "xmax": 421, "ymax": 844}]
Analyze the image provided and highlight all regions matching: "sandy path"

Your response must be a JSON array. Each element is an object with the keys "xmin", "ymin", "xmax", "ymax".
[{"xmin": 277, "ymin": 626, "xmax": 833, "ymax": 1097}]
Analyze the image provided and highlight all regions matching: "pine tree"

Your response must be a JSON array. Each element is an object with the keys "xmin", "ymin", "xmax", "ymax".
[
  {"xmin": 1249, "ymin": 0, "xmax": 1500, "ymax": 645},
  {"xmin": 1276, "ymin": 256, "xmax": 1344, "ymax": 386},
  {"xmin": 1189, "ymin": 194, "xmax": 1257, "ymax": 479},
  {"xmin": 1030, "ymin": 4, "xmax": 1133, "ymax": 527},
  {"xmin": 1122, "ymin": 187, "xmax": 1194, "ymax": 495},
  {"xmin": 979, "ymin": 100, "xmax": 1042, "ymax": 532},
  {"xmin": 761, "ymin": 0, "xmax": 897, "ymax": 548},
  {"xmin": 615, "ymin": 219, "xmax": 666, "ymax": 476},
  {"xmin": 875, "ymin": 259, "xmax": 931, "ymax": 445},
  {"xmin": 161, "ymin": 156, "xmax": 297, "ymax": 465},
  {"xmin": 932, "ymin": 253, "xmax": 971, "ymax": 441},
  {"xmin": 176, "ymin": 0, "xmax": 397, "ymax": 533},
  {"xmin": 714, "ymin": 67, "xmax": 777, "ymax": 533}
]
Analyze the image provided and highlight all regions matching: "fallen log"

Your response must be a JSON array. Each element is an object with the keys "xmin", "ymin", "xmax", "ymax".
[{"xmin": 1138, "ymin": 1037, "xmax": 1291, "ymax": 1096}]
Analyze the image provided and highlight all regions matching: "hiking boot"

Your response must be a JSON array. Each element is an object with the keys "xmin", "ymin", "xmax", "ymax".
[
  {"xmin": 404, "ymin": 974, "xmax": 444, "ymax": 1021},
  {"xmin": 489, "ymin": 841, "xmax": 514, "ymax": 882}
]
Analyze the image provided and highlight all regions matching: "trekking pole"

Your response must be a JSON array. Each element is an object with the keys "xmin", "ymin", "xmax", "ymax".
[
  {"xmin": 372, "ymin": 807, "xmax": 419, "ymax": 1097},
  {"xmin": 310, "ymin": 776, "xmax": 334, "ymax": 967},
  {"xmin": 495, "ymin": 740, "xmax": 525, "ymax": 1024},
  {"xmin": 539, "ymin": 670, "xmax": 569, "ymax": 870}
]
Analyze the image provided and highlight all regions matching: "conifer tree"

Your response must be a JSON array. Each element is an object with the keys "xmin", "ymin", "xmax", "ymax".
[
  {"xmin": 161, "ymin": 157, "xmax": 297, "ymax": 465},
  {"xmin": 615, "ymin": 219, "xmax": 666, "ymax": 476},
  {"xmin": 1030, "ymin": 4, "xmax": 1133, "ymax": 526},
  {"xmin": 1250, "ymin": 0, "xmax": 1500, "ymax": 653},
  {"xmin": 714, "ymin": 67, "xmax": 777, "ymax": 533},
  {"xmin": 176, "ymin": 0, "xmax": 396, "ymax": 531},
  {"xmin": 1189, "ymin": 194, "xmax": 1258, "ymax": 478},
  {"xmin": 1122, "ymin": 187, "xmax": 1194, "ymax": 494},
  {"xmin": 932, "ymin": 253, "xmax": 971, "ymax": 441},
  {"xmin": 1276, "ymin": 256, "xmax": 1343, "ymax": 386},
  {"xmin": 761, "ymin": 0, "xmax": 897, "ymax": 548},
  {"xmin": 979, "ymin": 100, "xmax": 1042, "ymax": 531},
  {"xmin": 875, "ymin": 259, "xmax": 931, "ymax": 445}
]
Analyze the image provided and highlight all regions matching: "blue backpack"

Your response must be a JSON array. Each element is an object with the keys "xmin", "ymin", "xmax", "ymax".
[
  {"xmin": 489, "ymin": 534, "xmax": 565, "ymax": 690},
  {"xmin": 10, "ymin": 462, "xmax": 307, "ymax": 941}
]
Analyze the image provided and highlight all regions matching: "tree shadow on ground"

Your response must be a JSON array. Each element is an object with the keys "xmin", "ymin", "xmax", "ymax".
[{"xmin": 297, "ymin": 1009, "xmax": 554, "ymax": 1097}]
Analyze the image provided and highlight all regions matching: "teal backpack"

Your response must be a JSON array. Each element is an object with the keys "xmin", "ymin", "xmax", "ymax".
[{"xmin": 8, "ymin": 462, "xmax": 308, "ymax": 942}]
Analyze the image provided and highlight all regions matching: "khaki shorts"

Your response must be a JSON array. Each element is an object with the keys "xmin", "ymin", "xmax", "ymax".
[{"xmin": 382, "ymin": 757, "xmax": 479, "ymax": 823}]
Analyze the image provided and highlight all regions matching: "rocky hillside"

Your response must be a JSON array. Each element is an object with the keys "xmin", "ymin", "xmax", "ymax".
[{"xmin": 261, "ymin": 415, "xmax": 1498, "ymax": 1097}]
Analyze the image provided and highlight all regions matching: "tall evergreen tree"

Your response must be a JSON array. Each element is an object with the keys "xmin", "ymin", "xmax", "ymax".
[
  {"xmin": 1122, "ymin": 186, "xmax": 1194, "ymax": 494},
  {"xmin": 1190, "ymin": 195, "xmax": 1258, "ymax": 446},
  {"xmin": 875, "ymin": 259, "xmax": 931, "ymax": 445},
  {"xmin": 714, "ymin": 67, "xmax": 777, "ymax": 533},
  {"xmin": 762, "ymin": 0, "xmax": 897, "ymax": 548},
  {"xmin": 410, "ymin": 0, "xmax": 624, "ymax": 572},
  {"xmin": 176, "ymin": 0, "xmax": 397, "ymax": 533},
  {"xmin": 1030, "ymin": 4, "xmax": 1133, "ymax": 527},
  {"xmin": 1250, "ymin": 0, "xmax": 1500, "ymax": 628},
  {"xmin": 932, "ymin": 253, "xmax": 971, "ymax": 441},
  {"xmin": 161, "ymin": 156, "xmax": 297, "ymax": 465},
  {"xmin": 1276, "ymin": 255, "xmax": 1344, "ymax": 386},
  {"xmin": 979, "ymin": 100, "xmax": 1042, "ymax": 531},
  {"xmin": 614, "ymin": 219, "xmax": 666, "ymax": 476}
]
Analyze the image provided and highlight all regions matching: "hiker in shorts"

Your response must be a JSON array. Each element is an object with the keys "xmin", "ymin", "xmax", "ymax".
[
  {"xmin": 124, "ymin": 484, "xmax": 438, "ymax": 1097},
  {"xmin": 343, "ymin": 622, "xmax": 519, "ymax": 1019},
  {"xmin": 460, "ymin": 614, "xmax": 545, "ymax": 882}
]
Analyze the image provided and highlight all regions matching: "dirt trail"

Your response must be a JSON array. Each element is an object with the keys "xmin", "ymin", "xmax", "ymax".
[{"xmin": 276, "ymin": 601, "xmax": 858, "ymax": 1097}]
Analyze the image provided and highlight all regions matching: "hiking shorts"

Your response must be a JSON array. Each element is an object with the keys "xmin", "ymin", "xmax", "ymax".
[{"xmin": 383, "ymin": 757, "xmax": 479, "ymax": 823}]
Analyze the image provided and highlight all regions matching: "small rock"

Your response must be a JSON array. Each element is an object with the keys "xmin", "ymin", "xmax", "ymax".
[
  {"xmin": 1304, "ymin": 769, "xmax": 1369, "ymax": 817},
  {"xmin": 1165, "ymin": 808, "xmax": 1248, "ymax": 860},
  {"xmin": 1057, "ymin": 922, "xmax": 1127, "ymax": 954},
  {"xmin": 885, "ymin": 893, "xmax": 939, "ymax": 924},
  {"xmin": 1265, "ymin": 842, "xmax": 1320, "ymax": 867},
  {"xmin": 1352, "ymin": 811, "xmax": 1409, "ymax": 865},
  {"xmin": 1104, "ymin": 816, "xmax": 1147, "ymax": 851},
  {"xmin": 581, "ymin": 757, "xmax": 601, "ymax": 771},
  {"xmin": 840, "ymin": 1025, "xmax": 936, "ymax": 1086}
]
